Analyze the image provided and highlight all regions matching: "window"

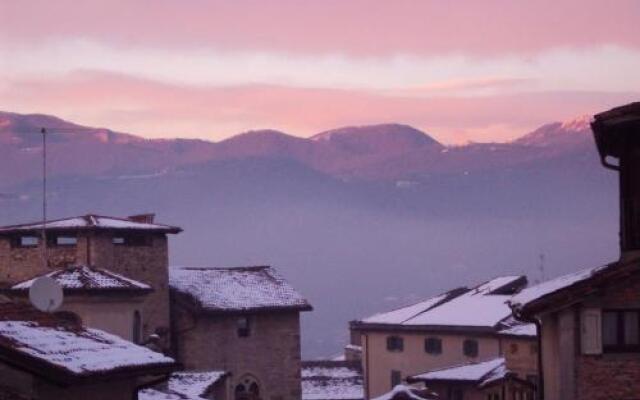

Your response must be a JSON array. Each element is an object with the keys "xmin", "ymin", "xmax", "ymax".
[
  {"xmin": 52, "ymin": 235, "xmax": 77, "ymax": 246},
  {"xmin": 602, "ymin": 309, "xmax": 640, "ymax": 352},
  {"xmin": 463, "ymin": 339, "xmax": 478, "ymax": 357},
  {"xmin": 509, "ymin": 343, "xmax": 519, "ymax": 354},
  {"xmin": 448, "ymin": 388, "xmax": 463, "ymax": 400},
  {"xmin": 386, "ymin": 336, "xmax": 404, "ymax": 352},
  {"xmin": 529, "ymin": 344, "xmax": 538, "ymax": 355},
  {"xmin": 424, "ymin": 337, "xmax": 442, "ymax": 354},
  {"xmin": 112, "ymin": 234, "xmax": 151, "ymax": 246},
  {"xmin": 133, "ymin": 310, "xmax": 142, "ymax": 344},
  {"xmin": 15, "ymin": 235, "xmax": 39, "ymax": 247},
  {"xmin": 237, "ymin": 316, "xmax": 251, "ymax": 338},
  {"xmin": 235, "ymin": 376, "xmax": 260, "ymax": 400},
  {"xmin": 390, "ymin": 370, "xmax": 402, "ymax": 388}
]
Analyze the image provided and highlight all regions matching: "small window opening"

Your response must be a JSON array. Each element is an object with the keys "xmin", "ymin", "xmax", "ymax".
[
  {"xmin": 386, "ymin": 336, "xmax": 404, "ymax": 352},
  {"xmin": 237, "ymin": 316, "xmax": 251, "ymax": 338},
  {"xmin": 424, "ymin": 337, "xmax": 442, "ymax": 354},
  {"xmin": 463, "ymin": 339, "xmax": 479, "ymax": 357},
  {"xmin": 390, "ymin": 370, "xmax": 402, "ymax": 388}
]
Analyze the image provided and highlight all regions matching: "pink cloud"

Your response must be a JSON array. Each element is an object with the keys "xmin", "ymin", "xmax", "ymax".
[
  {"xmin": 2, "ymin": 71, "xmax": 637, "ymax": 143},
  {"xmin": 2, "ymin": 1, "xmax": 639, "ymax": 56}
]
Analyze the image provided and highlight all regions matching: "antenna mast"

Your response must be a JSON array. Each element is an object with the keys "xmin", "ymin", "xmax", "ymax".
[{"xmin": 41, "ymin": 128, "xmax": 48, "ymax": 268}]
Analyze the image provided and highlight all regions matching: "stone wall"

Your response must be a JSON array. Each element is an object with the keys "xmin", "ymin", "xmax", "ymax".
[
  {"xmin": 173, "ymin": 307, "xmax": 303, "ymax": 400},
  {"xmin": 0, "ymin": 231, "xmax": 172, "ymax": 347}
]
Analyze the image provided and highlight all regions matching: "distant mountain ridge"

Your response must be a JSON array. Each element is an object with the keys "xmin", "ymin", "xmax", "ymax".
[{"xmin": 0, "ymin": 111, "xmax": 595, "ymax": 188}]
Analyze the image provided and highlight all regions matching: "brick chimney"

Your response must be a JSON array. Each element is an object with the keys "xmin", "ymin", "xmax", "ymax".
[
  {"xmin": 127, "ymin": 213, "xmax": 156, "ymax": 224},
  {"xmin": 592, "ymin": 102, "xmax": 640, "ymax": 261}
]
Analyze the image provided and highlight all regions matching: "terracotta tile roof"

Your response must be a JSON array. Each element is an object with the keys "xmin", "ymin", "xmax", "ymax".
[
  {"xmin": 8, "ymin": 265, "xmax": 151, "ymax": 294},
  {"xmin": 0, "ymin": 214, "xmax": 181, "ymax": 234},
  {"xmin": 169, "ymin": 266, "xmax": 312, "ymax": 313}
]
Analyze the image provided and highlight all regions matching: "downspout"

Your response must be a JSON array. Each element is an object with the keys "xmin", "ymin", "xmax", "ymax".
[{"xmin": 364, "ymin": 332, "xmax": 370, "ymax": 400}]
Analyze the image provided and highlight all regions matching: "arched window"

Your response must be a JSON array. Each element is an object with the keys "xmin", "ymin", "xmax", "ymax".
[
  {"xmin": 235, "ymin": 375, "xmax": 261, "ymax": 400},
  {"xmin": 133, "ymin": 310, "xmax": 142, "ymax": 344}
]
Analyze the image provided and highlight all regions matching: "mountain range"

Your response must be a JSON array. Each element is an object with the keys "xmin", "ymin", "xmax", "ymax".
[{"xmin": 0, "ymin": 111, "xmax": 619, "ymax": 358}]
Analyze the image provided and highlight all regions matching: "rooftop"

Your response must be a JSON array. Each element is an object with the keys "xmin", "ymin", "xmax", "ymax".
[
  {"xmin": 408, "ymin": 357, "xmax": 506, "ymax": 385},
  {"xmin": 302, "ymin": 361, "xmax": 363, "ymax": 400},
  {"xmin": 509, "ymin": 263, "xmax": 614, "ymax": 314},
  {"xmin": 8, "ymin": 265, "xmax": 152, "ymax": 294},
  {"xmin": 0, "ymin": 214, "xmax": 182, "ymax": 234},
  {"xmin": 0, "ymin": 303, "xmax": 174, "ymax": 383},
  {"xmin": 169, "ymin": 266, "xmax": 312, "ymax": 314},
  {"xmin": 371, "ymin": 385, "xmax": 436, "ymax": 400},
  {"xmin": 355, "ymin": 276, "xmax": 527, "ymax": 331}
]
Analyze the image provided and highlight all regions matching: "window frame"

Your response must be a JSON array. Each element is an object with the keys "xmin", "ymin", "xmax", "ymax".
[
  {"xmin": 50, "ymin": 235, "xmax": 78, "ymax": 247},
  {"xmin": 386, "ymin": 335, "xmax": 404, "ymax": 352},
  {"xmin": 13, "ymin": 235, "xmax": 40, "ymax": 248},
  {"xmin": 463, "ymin": 338, "xmax": 479, "ymax": 358},
  {"xmin": 602, "ymin": 309, "xmax": 640, "ymax": 353},
  {"xmin": 112, "ymin": 234, "xmax": 152, "ymax": 247},
  {"xmin": 424, "ymin": 337, "xmax": 442, "ymax": 355},
  {"xmin": 390, "ymin": 370, "xmax": 402, "ymax": 388}
]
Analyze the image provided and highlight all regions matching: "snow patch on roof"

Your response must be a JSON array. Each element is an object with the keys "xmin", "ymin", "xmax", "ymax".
[
  {"xmin": 509, "ymin": 264, "xmax": 608, "ymax": 309},
  {"xmin": 11, "ymin": 265, "xmax": 151, "ymax": 292},
  {"xmin": 168, "ymin": 371, "xmax": 227, "ymax": 399},
  {"xmin": 169, "ymin": 266, "xmax": 311, "ymax": 313},
  {"xmin": 0, "ymin": 320, "xmax": 174, "ymax": 375},
  {"xmin": 0, "ymin": 214, "xmax": 180, "ymax": 233},
  {"xmin": 497, "ymin": 317, "xmax": 537, "ymax": 337},
  {"xmin": 302, "ymin": 363, "xmax": 363, "ymax": 400},
  {"xmin": 360, "ymin": 293, "xmax": 450, "ymax": 324},
  {"xmin": 410, "ymin": 357, "xmax": 505, "ymax": 383},
  {"xmin": 371, "ymin": 385, "xmax": 436, "ymax": 400},
  {"xmin": 359, "ymin": 276, "xmax": 526, "ymax": 329}
]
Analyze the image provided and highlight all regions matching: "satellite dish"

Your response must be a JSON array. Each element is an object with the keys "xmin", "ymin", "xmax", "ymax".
[{"xmin": 29, "ymin": 276, "xmax": 63, "ymax": 312}]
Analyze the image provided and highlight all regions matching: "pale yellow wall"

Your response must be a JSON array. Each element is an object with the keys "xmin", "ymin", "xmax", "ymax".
[
  {"xmin": 362, "ymin": 331, "xmax": 501, "ymax": 398},
  {"xmin": 61, "ymin": 296, "xmax": 146, "ymax": 341},
  {"xmin": 500, "ymin": 337, "xmax": 538, "ymax": 380}
]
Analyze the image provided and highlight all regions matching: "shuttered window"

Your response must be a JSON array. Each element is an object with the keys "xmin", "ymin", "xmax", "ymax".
[{"xmin": 581, "ymin": 308, "xmax": 602, "ymax": 355}]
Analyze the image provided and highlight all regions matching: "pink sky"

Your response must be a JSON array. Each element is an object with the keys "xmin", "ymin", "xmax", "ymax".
[{"xmin": 1, "ymin": 1, "xmax": 639, "ymax": 143}]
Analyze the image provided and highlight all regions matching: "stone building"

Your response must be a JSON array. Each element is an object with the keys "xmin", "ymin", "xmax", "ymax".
[
  {"xmin": 0, "ymin": 302, "xmax": 175, "ymax": 400},
  {"xmin": 350, "ymin": 276, "xmax": 537, "ymax": 399},
  {"xmin": 509, "ymin": 103, "xmax": 640, "ymax": 400},
  {"xmin": 0, "ymin": 214, "xmax": 182, "ymax": 346},
  {"xmin": 170, "ymin": 266, "xmax": 313, "ymax": 400}
]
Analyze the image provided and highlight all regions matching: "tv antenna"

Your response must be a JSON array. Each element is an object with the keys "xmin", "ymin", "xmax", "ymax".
[
  {"xmin": 41, "ymin": 128, "xmax": 48, "ymax": 269},
  {"xmin": 29, "ymin": 276, "xmax": 63, "ymax": 312}
]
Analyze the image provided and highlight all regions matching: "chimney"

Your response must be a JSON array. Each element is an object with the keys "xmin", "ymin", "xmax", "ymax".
[
  {"xmin": 592, "ymin": 102, "xmax": 640, "ymax": 261},
  {"xmin": 128, "ymin": 213, "xmax": 156, "ymax": 224}
]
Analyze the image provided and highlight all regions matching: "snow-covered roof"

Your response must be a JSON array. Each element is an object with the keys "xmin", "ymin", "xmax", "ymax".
[
  {"xmin": 356, "ymin": 276, "xmax": 526, "ymax": 330},
  {"xmin": 496, "ymin": 317, "xmax": 537, "ymax": 338},
  {"xmin": 0, "ymin": 319, "xmax": 174, "ymax": 379},
  {"xmin": 509, "ymin": 264, "xmax": 610, "ymax": 311},
  {"xmin": 169, "ymin": 266, "xmax": 312, "ymax": 313},
  {"xmin": 169, "ymin": 371, "xmax": 228, "ymax": 399},
  {"xmin": 302, "ymin": 361, "xmax": 364, "ymax": 400},
  {"xmin": 371, "ymin": 385, "xmax": 436, "ymax": 400},
  {"xmin": 0, "ymin": 214, "xmax": 181, "ymax": 234},
  {"xmin": 9, "ymin": 265, "xmax": 151, "ymax": 293},
  {"xmin": 409, "ymin": 357, "xmax": 505, "ymax": 385},
  {"xmin": 139, "ymin": 371, "xmax": 228, "ymax": 400}
]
